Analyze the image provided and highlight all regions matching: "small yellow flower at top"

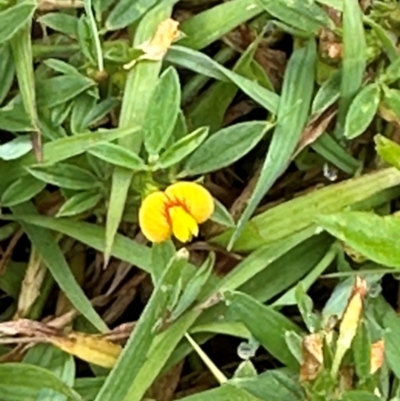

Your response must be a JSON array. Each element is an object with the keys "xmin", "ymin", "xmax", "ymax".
[{"xmin": 139, "ymin": 181, "xmax": 214, "ymax": 243}]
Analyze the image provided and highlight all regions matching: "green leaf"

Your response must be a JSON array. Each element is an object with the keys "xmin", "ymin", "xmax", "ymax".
[
  {"xmin": 225, "ymin": 291, "xmax": 302, "ymax": 368},
  {"xmin": 143, "ymin": 67, "xmax": 181, "ymax": 155},
  {"xmin": 352, "ymin": 320, "xmax": 371, "ymax": 382},
  {"xmin": 36, "ymin": 75, "xmax": 96, "ymax": 108},
  {"xmin": 1, "ymin": 125, "xmax": 139, "ymax": 193},
  {"xmin": 0, "ymin": 260, "xmax": 26, "ymax": 298},
  {"xmin": 44, "ymin": 58, "xmax": 80, "ymax": 75},
  {"xmin": 335, "ymin": 0, "xmax": 367, "ymax": 137},
  {"xmin": 37, "ymin": 12, "xmax": 78, "ymax": 37},
  {"xmin": 0, "ymin": 363, "xmax": 81, "ymax": 401},
  {"xmin": 375, "ymin": 297, "xmax": 400, "ymax": 379},
  {"xmin": 156, "ymin": 126, "xmax": 209, "ymax": 169},
  {"xmin": 26, "ymin": 163, "xmax": 100, "ymax": 190},
  {"xmin": 78, "ymin": 97, "xmax": 119, "ymax": 133},
  {"xmin": 312, "ymin": 132, "xmax": 360, "ymax": 174},
  {"xmin": 56, "ymin": 191, "xmax": 102, "ymax": 217},
  {"xmin": 364, "ymin": 16, "xmax": 399, "ymax": 63},
  {"xmin": 375, "ymin": 134, "xmax": 400, "ymax": 170},
  {"xmin": 229, "ymin": 38, "xmax": 317, "ymax": 249},
  {"xmin": 150, "ymin": 240, "xmax": 175, "ymax": 284},
  {"xmin": 177, "ymin": 383, "xmax": 260, "ymax": 401},
  {"xmin": 105, "ymin": 0, "xmax": 158, "ymax": 31},
  {"xmin": 74, "ymin": 377, "xmax": 104, "ymax": 401},
  {"xmin": 186, "ymin": 36, "xmax": 268, "ymax": 133},
  {"xmin": 88, "ymin": 142, "xmax": 147, "ymax": 170},
  {"xmin": 11, "ymin": 202, "xmax": 108, "ymax": 332},
  {"xmin": 316, "ymin": 211, "xmax": 400, "ymax": 269},
  {"xmin": 0, "ymin": 135, "xmax": 32, "ymax": 160},
  {"xmin": 179, "ymin": 0, "xmax": 263, "ymax": 50},
  {"xmin": 11, "ymin": 22, "xmax": 38, "ymax": 137},
  {"xmin": 24, "ymin": 344, "xmax": 75, "ymax": 384},
  {"xmin": 181, "ymin": 121, "xmax": 270, "ymax": 176},
  {"xmin": 169, "ymin": 253, "xmax": 214, "ymax": 320},
  {"xmin": 0, "ymin": 2, "xmax": 36, "ymax": 44},
  {"xmin": 93, "ymin": 254, "xmax": 185, "ymax": 401},
  {"xmin": 257, "ymin": 0, "xmax": 332, "ymax": 34},
  {"xmin": 167, "ymin": 46, "xmax": 279, "ymax": 114},
  {"xmin": 0, "ymin": 45, "xmax": 15, "ymax": 104},
  {"xmin": 382, "ymin": 56, "xmax": 400, "ymax": 85},
  {"xmin": 342, "ymin": 391, "xmax": 380, "ymax": 401},
  {"xmin": 295, "ymin": 285, "xmax": 321, "ymax": 333},
  {"xmin": 311, "ymin": 69, "xmax": 341, "ymax": 115},
  {"xmin": 231, "ymin": 370, "xmax": 305, "ymax": 401},
  {"xmin": 0, "ymin": 101, "xmax": 33, "ymax": 132},
  {"xmin": 210, "ymin": 199, "xmax": 235, "ymax": 228},
  {"xmin": 1, "ymin": 175, "xmax": 45, "ymax": 207},
  {"xmin": 343, "ymin": 83, "xmax": 381, "ymax": 139},
  {"xmin": 24, "ymin": 344, "xmax": 75, "ymax": 401}
]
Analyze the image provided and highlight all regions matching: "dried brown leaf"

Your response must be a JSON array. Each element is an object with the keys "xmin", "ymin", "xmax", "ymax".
[
  {"xmin": 300, "ymin": 333, "xmax": 324, "ymax": 381},
  {"xmin": 370, "ymin": 340, "xmax": 385, "ymax": 374}
]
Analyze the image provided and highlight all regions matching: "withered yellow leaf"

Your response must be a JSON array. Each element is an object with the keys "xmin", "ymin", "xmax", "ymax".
[
  {"xmin": 124, "ymin": 18, "xmax": 180, "ymax": 69},
  {"xmin": 49, "ymin": 332, "xmax": 122, "ymax": 368}
]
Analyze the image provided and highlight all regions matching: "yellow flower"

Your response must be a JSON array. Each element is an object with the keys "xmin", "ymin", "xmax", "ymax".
[{"xmin": 139, "ymin": 181, "xmax": 214, "ymax": 243}]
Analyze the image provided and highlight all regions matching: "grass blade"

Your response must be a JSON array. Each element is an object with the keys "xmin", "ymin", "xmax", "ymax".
[
  {"xmin": 94, "ymin": 254, "xmax": 185, "ymax": 401},
  {"xmin": 0, "ymin": 215, "xmax": 152, "ymax": 272},
  {"xmin": 213, "ymin": 167, "xmax": 400, "ymax": 251},
  {"xmin": 228, "ymin": 39, "xmax": 317, "ymax": 249},
  {"xmin": 10, "ymin": 202, "xmax": 107, "ymax": 332},
  {"xmin": 335, "ymin": 0, "xmax": 367, "ymax": 138},
  {"xmin": 179, "ymin": 0, "xmax": 262, "ymax": 50}
]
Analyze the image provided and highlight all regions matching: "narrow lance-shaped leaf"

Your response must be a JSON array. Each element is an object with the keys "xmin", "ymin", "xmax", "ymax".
[
  {"xmin": 344, "ymin": 83, "xmax": 381, "ymax": 139},
  {"xmin": 155, "ymin": 126, "xmax": 209, "ymax": 169},
  {"xmin": 143, "ymin": 67, "xmax": 181, "ymax": 155},
  {"xmin": 224, "ymin": 290, "xmax": 302, "ymax": 368},
  {"xmin": 88, "ymin": 142, "xmax": 147, "ymax": 171},
  {"xmin": 181, "ymin": 121, "xmax": 271, "ymax": 176},
  {"xmin": 0, "ymin": 3, "xmax": 36, "ymax": 44},
  {"xmin": 56, "ymin": 191, "xmax": 102, "ymax": 217},
  {"xmin": 229, "ymin": 38, "xmax": 317, "ymax": 249},
  {"xmin": 1, "ymin": 176, "xmax": 45, "ymax": 207},
  {"xmin": 10, "ymin": 18, "xmax": 40, "ymax": 160},
  {"xmin": 335, "ymin": 0, "xmax": 367, "ymax": 137},
  {"xmin": 26, "ymin": 164, "xmax": 100, "ymax": 190}
]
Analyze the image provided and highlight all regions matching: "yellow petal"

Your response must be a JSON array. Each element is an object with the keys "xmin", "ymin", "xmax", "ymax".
[
  {"xmin": 165, "ymin": 182, "xmax": 214, "ymax": 223},
  {"xmin": 169, "ymin": 206, "xmax": 199, "ymax": 243},
  {"xmin": 139, "ymin": 191, "xmax": 171, "ymax": 243}
]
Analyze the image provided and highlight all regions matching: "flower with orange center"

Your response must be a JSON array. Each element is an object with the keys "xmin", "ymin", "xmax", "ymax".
[{"xmin": 139, "ymin": 182, "xmax": 215, "ymax": 243}]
